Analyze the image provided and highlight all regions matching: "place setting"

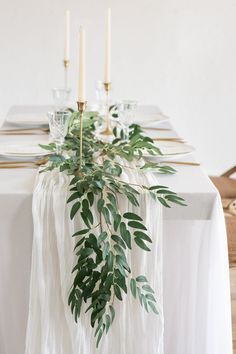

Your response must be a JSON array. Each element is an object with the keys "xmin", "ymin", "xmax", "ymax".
[
  {"xmin": 0, "ymin": 87, "xmax": 196, "ymax": 169},
  {"xmin": 0, "ymin": 107, "xmax": 196, "ymax": 169}
]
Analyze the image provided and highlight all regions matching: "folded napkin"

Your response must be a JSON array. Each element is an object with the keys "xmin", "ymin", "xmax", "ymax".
[{"xmin": 6, "ymin": 105, "xmax": 51, "ymax": 125}]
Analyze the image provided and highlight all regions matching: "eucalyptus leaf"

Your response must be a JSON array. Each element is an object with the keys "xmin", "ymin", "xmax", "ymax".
[
  {"xmin": 130, "ymin": 278, "xmax": 137, "ymax": 298},
  {"xmin": 134, "ymin": 237, "xmax": 151, "ymax": 251},
  {"xmin": 107, "ymin": 193, "xmax": 117, "ymax": 208},
  {"xmin": 123, "ymin": 212, "xmax": 142, "ymax": 221},
  {"xmin": 136, "ymin": 275, "xmax": 148, "ymax": 283},
  {"xmin": 114, "ymin": 284, "xmax": 122, "ymax": 301},
  {"xmin": 97, "ymin": 199, "xmax": 105, "ymax": 213},
  {"xmin": 97, "ymin": 231, "xmax": 108, "ymax": 245},
  {"xmin": 142, "ymin": 284, "xmax": 155, "ymax": 294},
  {"xmin": 111, "ymin": 235, "xmax": 126, "ymax": 249},
  {"xmin": 146, "ymin": 293, "xmax": 156, "ymax": 302},
  {"xmin": 96, "ymin": 328, "xmax": 104, "ymax": 348},
  {"xmin": 157, "ymin": 197, "xmax": 171, "ymax": 208},
  {"xmin": 148, "ymin": 301, "xmax": 159, "ymax": 314},
  {"xmin": 74, "ymin": 237, "xmax": 85, "ymax": 250},
  {"xmin": 67, "ymin": 192, "xmax": 80, "ymax": 203},
  {"xmin": 72, "ymin": 228, "xmax": 90, "ymax": 237},
  {"xmin": 109, "ymin": 305, "xmax": 115, "ymax": 323},
  {"xmin": 114, "ymin": 214, "xmax": 121, "ymax": 231},
  {"xmin": 128, "ymin": 221, "xmax": 147, "ymax": 230},
  {"xmin": 87, "ymin": 192, "xmax": 94, "ymax": 206},
  {"xmin": 105, "ymin": 314, "xmax": 111, "ymax": 334},
  {"xmin": 134, "ymin": 231, "xmax": 152, "ymax": 243},
  {"xmin": 70, "ymin": 202, "xmax": 81, "ymax": 220}
]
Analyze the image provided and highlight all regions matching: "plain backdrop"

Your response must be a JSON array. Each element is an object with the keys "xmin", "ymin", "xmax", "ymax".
[{"xmin": 0, "ymin": 0, "xmax": 235, "ymax": 175}]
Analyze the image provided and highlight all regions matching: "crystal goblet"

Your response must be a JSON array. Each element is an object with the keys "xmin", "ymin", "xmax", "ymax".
[
  {"xmin": 117, "ymin": 100, "xmax": 138, "ymax": 140},
  {"xmin": 95, "ymin": 80, "xmax": 107, "ymax": 115},
  {"xmin": 47, "ymin": 110, "xmax": 70, "ymax": 155},
  {"xmin": 52, "ymin": 88, "xmax": 71, "ymax": 110}
]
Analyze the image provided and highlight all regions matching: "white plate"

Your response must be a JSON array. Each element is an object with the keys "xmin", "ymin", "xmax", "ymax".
[
  {"xmin": 133, "ymin": 105, "xmax": 169, "ymax": 125},
  {"xmin": 0, "ymin": 143, "xmax": 49, "ymax": 159},
  {"xmin": 144, "ymin": 140, "xmax": 195, "ymax": 160},
  {"xmin": 6, "ymin": 105, "xmax": 52, "ymax": 127}
]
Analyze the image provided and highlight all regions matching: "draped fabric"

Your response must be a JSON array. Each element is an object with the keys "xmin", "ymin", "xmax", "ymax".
[{"xmin": 25, "ymin": 166, "xmax": 163, "ymax": 354}]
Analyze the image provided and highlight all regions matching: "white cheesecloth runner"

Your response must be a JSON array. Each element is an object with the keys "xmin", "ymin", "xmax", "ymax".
[{"xmin": 25, "ymin": 165, "xmax": 163, "ymax": 354}]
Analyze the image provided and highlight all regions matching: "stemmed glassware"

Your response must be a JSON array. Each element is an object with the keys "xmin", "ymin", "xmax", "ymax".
[
  {"xmin": 95, "ymin": 80, "xmax": 107, "ymax": 115},
  {"xmin": 94, "ymin": 80, "xmax": 114, "ymax": 136},
  {"xmin": 52, "ymin": 88, "xmax": 71, "ymax": 111},
  {"xmin": 47, "ymin": 111, "xmax": 70, "ymax": 155},
  {"xmin": 117, "ymin": 100, "xmax": 138, "ymax": 140}
]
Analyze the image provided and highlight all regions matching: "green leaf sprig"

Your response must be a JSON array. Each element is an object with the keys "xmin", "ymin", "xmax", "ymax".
[{"xmin": 41, "ymin": 112, "xmax": 186, "ymax": 347}]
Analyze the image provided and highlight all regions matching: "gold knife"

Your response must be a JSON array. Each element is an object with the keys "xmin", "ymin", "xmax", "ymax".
[
  {"xmin": 0, "ymin": 128, "xmax": 49, "ymax": 135},
  {"xmin": 142, "ymin": 127, "xmax": 172, "ymax": 131},
  {"xmin": 160, "ymin": 160, "xmax": 200, "ymax": 166}
]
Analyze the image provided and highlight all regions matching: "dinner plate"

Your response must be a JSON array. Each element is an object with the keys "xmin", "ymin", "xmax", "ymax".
[
  {"xmin": 144, "ymin": 140, "xmax": 195, "ymax": 160},
  {"xmin": 132, "ymin": 105, "xmax": 169, "ymax": 125},
  {"xmin": 6, "ymin": 105, "xmax": 52, "ymax": 127},
  {"xmin": 0, "ymin": 142, "xmax": 49, "ymax": 159}
]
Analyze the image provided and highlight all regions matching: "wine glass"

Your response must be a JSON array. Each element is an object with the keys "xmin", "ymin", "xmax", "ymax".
[
  {"xmin": 47, "ymin": 111, "xmax": 70, "ymax": 155},
  {"xmin": 117, "ymin": 100, "xmax": 138, "ymax": 140},
  {"xmin": 52, "ymin": 88, "xmax": 71, "ymax": 110},
  {"xmin": 95, "ymin": 80, "xmax": 107, "ymax": 115}
]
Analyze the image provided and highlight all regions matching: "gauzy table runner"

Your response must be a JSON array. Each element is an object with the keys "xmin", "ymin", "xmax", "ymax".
[{"xmin": 25, "ymin": 166, "xmax": 163, "ymax": 354}]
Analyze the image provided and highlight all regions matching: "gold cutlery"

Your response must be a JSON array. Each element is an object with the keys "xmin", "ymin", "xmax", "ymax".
[
  {"xmin": 142, "ymin": 127, "xmax": 172, "ymax": 131},
  {"xmin": 0, "ymin": 157, "xmax": 48, "ymax": 169},
  {"xmin": 152, "ymin": 137, "xmax": 184, "ymax": 143},
  {"xmin": 0, "ymin": 128, "xmax": 49, "ymax": 135},
  {"xmin": 160, "ymin": 160, "xmax": 200, "ymax": 166},
  {"xmin": 0, "ymin": 160, "xmax": 199, "ymax": 168},
  {"xmin": 0, "ymin": 164, "xmax": 38, "ymax": 169}
]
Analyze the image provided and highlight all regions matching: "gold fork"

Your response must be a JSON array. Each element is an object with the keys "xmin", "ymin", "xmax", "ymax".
[
  {"xmin": 160, "ymin": 160, "xmax": 200, "ymax": 166},
  {"xmin": 0, "ymin": 128, "xmax": 49, "ymax": 135},
  {"xmin": 0, "ymin": 165, "xmax": 38, "ymax": 169},
  {"xmin": 142, "ymin": 127, "xmax": 172, "ymax": 131},
  {"xmin": 0, "ymin": 157, "xmax": 49, "ymax": 169},
  {"xmin": 152, "ymin": 137, "xmax": 185, "ymax": 143}
]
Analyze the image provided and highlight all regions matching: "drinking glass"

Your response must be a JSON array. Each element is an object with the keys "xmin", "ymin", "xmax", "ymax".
[
  {"xmin": 47, "ymin": 111, "xmax": 70, "ymax": 155},
  {"xmin": 118, "ymin": 100, "xmax": 138, "ymax": 140},
  {"xmin": 52, "ymin": 88, "xmax": 71, "ymax": 110},
  {"xmin": 95, "ymin": 80, "xmax": 107, "ymax": 115}
]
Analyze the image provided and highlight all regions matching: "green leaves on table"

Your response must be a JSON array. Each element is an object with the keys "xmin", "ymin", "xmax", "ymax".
[
  {"xmin": 40, "ymin": 116, "xmax": 186, "ymax": 347},
  {"xmin": 148, "ymin": 185, "xmax": 187, "ymax": 207},
  {"xmin": 130, "ymin": 277, "xmax": 159, "ymax": 314}
]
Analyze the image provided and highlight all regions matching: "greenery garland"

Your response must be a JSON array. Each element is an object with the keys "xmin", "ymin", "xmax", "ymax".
[{"xmin": 41, "ymin": 111, "xmax": 186, "ymax": 347}]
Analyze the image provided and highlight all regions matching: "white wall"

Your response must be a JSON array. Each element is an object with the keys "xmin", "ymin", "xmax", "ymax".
[{"xmin": 0, "ymin": 0, "xmax": 235, "ymax": 175}]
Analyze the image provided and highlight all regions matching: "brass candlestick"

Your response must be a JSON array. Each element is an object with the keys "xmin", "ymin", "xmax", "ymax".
[
  {"xmin": 63, "ymin": 59, "xmax": 70, "ymax": 88},
  {"xmin": 77, "ymin": 101, "xmax": 86, "ymax": 168},
  {"xmin": 101, "ymin": 82, "xmax": 112, "ymax": 135}
]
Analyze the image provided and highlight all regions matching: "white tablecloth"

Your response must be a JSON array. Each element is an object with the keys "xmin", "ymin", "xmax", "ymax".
[
  {"xmin": 26, "ymin": 166, "xmax": 164, "ymax": 354},
  {"xmin": 0, "ymin": 120, "xmax": 232, "ymax": 354}
]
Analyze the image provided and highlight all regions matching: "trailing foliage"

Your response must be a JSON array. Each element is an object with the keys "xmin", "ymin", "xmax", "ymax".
[{"xmin": 41, "ymin": 112, "xmax": 186, "ymax": 347}]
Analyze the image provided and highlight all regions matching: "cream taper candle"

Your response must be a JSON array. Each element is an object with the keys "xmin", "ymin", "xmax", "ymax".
[
  {"xmin": 64, "ymin": 10, "xmax": 70, "ymax": 62},
  {"xmin": 104, "ymin": 8, "xmax": 111, "ymax": 83},
  {"xmin": 78, "ymin": 26, "xmax": 86, "ymax": 102}
]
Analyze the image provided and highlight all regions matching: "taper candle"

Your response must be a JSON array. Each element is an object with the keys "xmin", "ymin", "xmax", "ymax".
[
  {"xmin": 104, "ymin": 8, "xmax": 111, "ymax": 83},
  {"xmin": 78, "ymin": 26, "xmax": 86, "ymax": 102},
  {"xmin": 64, "ymin": 10, "xmax": 70, "ymax": 62}
]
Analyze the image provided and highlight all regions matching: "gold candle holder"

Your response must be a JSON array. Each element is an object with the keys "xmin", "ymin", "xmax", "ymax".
[
  {"xmin": 77, "ymin": 101, "xmax": 87, "ymax": 168},
  {"xmin": 63, "ymin": 59, "xmax": 70, "ymax": 88},
  {"xmin": 101, "ymin": 82, "xmax": 113, "ymax": 135}
]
